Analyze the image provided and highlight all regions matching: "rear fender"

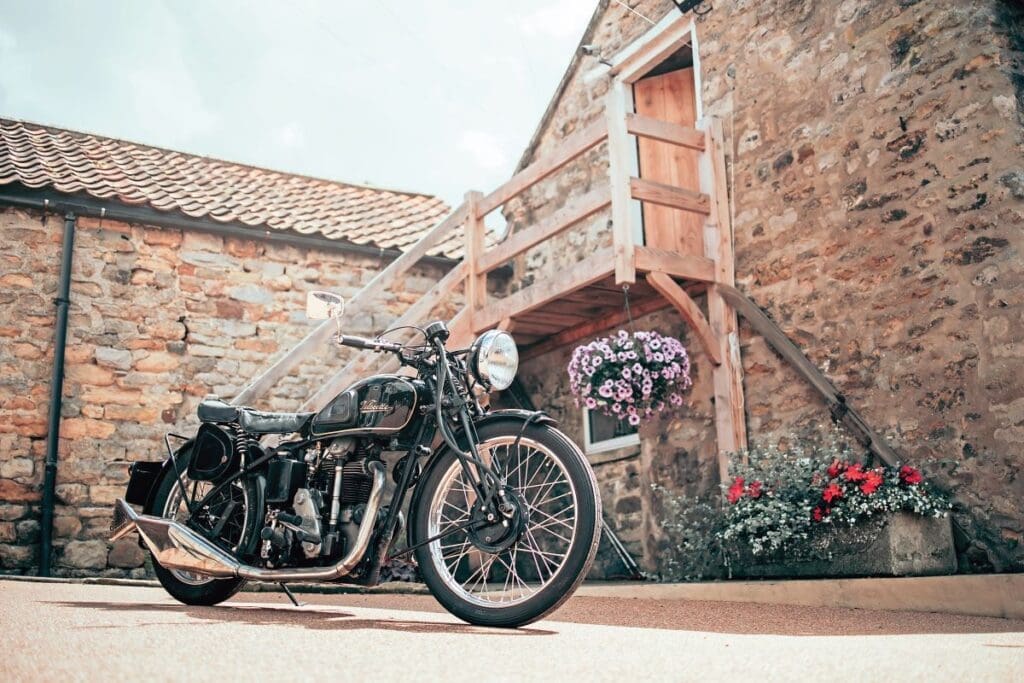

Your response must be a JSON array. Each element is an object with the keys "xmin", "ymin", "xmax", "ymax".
[{"xmin": 131, "ymin": 441, "xmax": 194, "ymax": 514}]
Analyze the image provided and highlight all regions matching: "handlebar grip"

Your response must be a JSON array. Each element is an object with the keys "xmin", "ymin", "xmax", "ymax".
[{"xmin": 338, "ymin": 335, "xmax": 402, "ymax": 353}]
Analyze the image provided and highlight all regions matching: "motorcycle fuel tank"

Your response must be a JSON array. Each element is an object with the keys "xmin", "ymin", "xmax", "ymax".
[{"xmin": 310, "ymin": 374, "xmax": 423, "ymax": 439}]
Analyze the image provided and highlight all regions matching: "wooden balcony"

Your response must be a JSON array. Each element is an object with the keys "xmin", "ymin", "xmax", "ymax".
[{"xmin": 236, "ymin": 81, "xmax": 746, "ymax": 479}]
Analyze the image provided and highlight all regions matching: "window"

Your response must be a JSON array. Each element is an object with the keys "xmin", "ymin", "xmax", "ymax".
[{"xmin": 583, "ymin": 406, "xmax": 640, "ymax": 454}]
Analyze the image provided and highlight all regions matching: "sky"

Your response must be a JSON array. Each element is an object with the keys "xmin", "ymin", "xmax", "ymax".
[{"xmin": 0, "ymin": 0, "xmax": 598, "ymax": 209}]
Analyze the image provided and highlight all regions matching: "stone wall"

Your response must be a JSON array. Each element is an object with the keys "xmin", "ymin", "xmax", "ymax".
[
  {"xmin": 0, "ymin": 206, "xmax": 450, "ymax": 576},
  {"xmin": 504, "ymin": 0, "xmax": 1024, "ymax": 575}
]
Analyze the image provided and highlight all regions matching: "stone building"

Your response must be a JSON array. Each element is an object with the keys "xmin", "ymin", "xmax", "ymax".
[
  {"xmin": 501, "ymin": 0, "xmax": 1024, "ymax": 576},
  {"xmin": 3, "ymin": 0, "xmax": 1023, "ymax": 582},
  {"xmin": 0, "ymin": 118, "xmax": 456, "ymax": 575}
]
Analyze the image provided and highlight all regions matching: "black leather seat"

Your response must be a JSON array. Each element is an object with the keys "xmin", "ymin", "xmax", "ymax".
[
  {"xmin": 197, "ymin": 396, "xmax": 313, "ymax": 435},
  {"xmin": 238, "ymin": 409, "xmax": 314, "ymax": 435},
  {"xmin": 197, "ymin": 397, "xmax": 239, "ymax": 423}
]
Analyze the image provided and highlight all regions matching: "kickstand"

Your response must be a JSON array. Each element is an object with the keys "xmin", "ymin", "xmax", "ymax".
[{"xmin": 280, "ymin": 583, "xmax": 304, "ymax": 607}]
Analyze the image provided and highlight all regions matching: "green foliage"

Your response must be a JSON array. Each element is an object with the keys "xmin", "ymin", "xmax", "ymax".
[{"xmin": 652, "ymin": 427, "xmax": 951, "ymax": 581}]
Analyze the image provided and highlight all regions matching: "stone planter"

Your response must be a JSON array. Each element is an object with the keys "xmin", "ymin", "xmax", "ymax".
[{"xmin": 729, "ymin": 512, "xmax": 957, "ymax": 579}]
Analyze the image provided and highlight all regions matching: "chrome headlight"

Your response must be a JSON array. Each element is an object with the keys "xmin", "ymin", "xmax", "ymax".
[{"xmin": 469, "ymin": 330, "xmax": 519, "ymax": 391}]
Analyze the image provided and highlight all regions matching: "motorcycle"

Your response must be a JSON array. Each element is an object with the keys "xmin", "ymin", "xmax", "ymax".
[{"xmin": 111, "ymin": 290, "xmax": 601, "ymax": 627}]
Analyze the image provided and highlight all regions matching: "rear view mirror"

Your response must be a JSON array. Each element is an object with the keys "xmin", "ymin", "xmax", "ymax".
[{"xmin": 306, "ymin": 291, "xmax": 345, "ymax": 321}]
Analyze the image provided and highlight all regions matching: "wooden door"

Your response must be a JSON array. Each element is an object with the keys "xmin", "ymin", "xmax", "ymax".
[{"xmin": 633, "ymin": 68, "xmax": 702, "ymax": 256}]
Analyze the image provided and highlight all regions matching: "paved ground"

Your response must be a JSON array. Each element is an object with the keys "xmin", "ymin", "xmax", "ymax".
[{"xmin": 2, "ymin": 580, "xmax": 1022, "ymax": 681}]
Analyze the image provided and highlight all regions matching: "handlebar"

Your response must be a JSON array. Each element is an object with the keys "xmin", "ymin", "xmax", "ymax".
[{"xmin": 336, "ymin": 334, "xmax": 404, "ymax": 354}]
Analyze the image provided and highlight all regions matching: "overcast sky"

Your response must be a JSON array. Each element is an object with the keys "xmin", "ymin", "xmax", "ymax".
[{"xmin": 0, "ymin": 0, "xmax": 598, "ymax": 208}]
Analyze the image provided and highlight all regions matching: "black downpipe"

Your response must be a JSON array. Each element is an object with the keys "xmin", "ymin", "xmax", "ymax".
[{"xmin": 39, "ymin": 212, "xmax": 77, "ymax": 576}]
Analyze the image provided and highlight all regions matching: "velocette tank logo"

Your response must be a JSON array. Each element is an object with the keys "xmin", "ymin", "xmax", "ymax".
[{"xmin": 359, "ymin": 399, "xmax": 392, "ymax": 413}]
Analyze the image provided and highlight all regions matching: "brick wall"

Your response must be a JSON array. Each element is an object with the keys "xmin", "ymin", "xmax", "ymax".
[
  {"xmin": 505, "ymin": 0, "xmax": 1024, "ymax": 575},
  {"xmin": 0, "ymin": 206, "xmax": 450, "ymax": 575}
]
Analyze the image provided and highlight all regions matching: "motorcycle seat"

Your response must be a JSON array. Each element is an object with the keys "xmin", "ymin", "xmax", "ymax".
[
  {"xmin": 238, "ymin": 409, "xmax": 314, "ymax": 435},
  {"xmin": 197, "ymin": 397, "xmax": 239, "ymax": 423},
  {"xmin": 197, "ymin": 397, "xmax": 313, "ymax": 435}
]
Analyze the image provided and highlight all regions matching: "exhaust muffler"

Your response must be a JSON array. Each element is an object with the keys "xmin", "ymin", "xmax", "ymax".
[{"xmin": 110, "ymin": 461, "xmax": 386, "ymax": 582}]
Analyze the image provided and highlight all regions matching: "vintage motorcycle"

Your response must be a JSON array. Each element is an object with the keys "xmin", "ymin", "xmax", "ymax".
[{"xmin": 111, "ymin": 291, "xmax": 601, "ymax": 627}]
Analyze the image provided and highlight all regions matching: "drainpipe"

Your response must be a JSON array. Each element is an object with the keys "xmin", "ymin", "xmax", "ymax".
[{"xmin": 39, "ymin": 211, "xmax": 77, "ymax": 576}]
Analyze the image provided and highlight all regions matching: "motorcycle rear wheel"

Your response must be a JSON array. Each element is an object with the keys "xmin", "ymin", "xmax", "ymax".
[
  {"xmin": 146, "ymin": 448, "xmax": 258, "ymax": 606},
  {"xmin": 413, "ymin": 421, "xmax": 601, "ymax": 628}
]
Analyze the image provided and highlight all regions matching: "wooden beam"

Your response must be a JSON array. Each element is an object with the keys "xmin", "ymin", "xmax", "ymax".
[
  {"xmin": 519, "ymin": 295, "xmax": 671, "ymax": 362},
  {"xmin": 477, "ymin": 118, "xmax": 607, "ymax": 217},
  {"xmin": 703, "ymin": 119, "xmax": 747, "ymax": 482},
  {"xmin": 634, "ymin": 246, "xmax": 716, "ymax": 282},
  {"xmin": 609, "ymin": 15, "xmax": 694, "ymax": 83},
  {"xmin": 646, "ymin": 271, "xmax": 721, "ymax": 365},
  {"xmin": 605, "ymin": 81, "xmax": 636, "ymax": 285},
  {"xmin": 477, "ymin": 187, "xmax": 611, "ymax": 274},
  {"xmin": 232, "ymin": 202, "xmax": 468, "ymax": 406},
  {"xmin": 299, "ymin": 262, "xmax": 468, "ymax": 411},
  {"xmin": 464, "ymin": 191, "xmax": 486, "ymax": 329},
  {"xmin": 472, "ymin": 249, "xmax": 615, "ymax": 333},
  {"xmin": 630, "ymin": 177, "xmax": 710, "ymax": 215},
  {"xmin": 626, "ymin": 113, "xmax": 705, "ymax": 151}
]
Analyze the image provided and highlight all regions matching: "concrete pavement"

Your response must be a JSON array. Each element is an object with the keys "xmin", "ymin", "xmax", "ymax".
[{"xmin": 1, "ymin": 580, "xmax": 1022, "ymax": 681}]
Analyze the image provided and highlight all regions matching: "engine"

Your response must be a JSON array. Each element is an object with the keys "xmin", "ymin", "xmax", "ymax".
[{"xmin": 259, "ymin": 437, "xmax": 384, "ymax": 572}]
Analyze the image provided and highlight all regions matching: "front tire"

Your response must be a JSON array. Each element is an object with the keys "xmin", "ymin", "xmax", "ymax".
[
  {"xmin": 413, "ymin": 421, "xmax": 601, "ymax": 627},
  {"xmin": 146, "ymin": 447, "xmax": 258, "ymax": 606}
]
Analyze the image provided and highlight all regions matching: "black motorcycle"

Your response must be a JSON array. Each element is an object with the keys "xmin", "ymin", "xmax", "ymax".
[{"xmin": 111, "ymin": 290, "xmax": 601, "ymax": 627}]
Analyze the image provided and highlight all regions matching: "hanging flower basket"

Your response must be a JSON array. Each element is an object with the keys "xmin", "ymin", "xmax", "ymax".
[{"xmin": 568, "ymin": 330, "xmax": 692, "ymax": 426}]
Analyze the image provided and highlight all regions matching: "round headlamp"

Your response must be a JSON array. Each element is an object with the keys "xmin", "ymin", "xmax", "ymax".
[{"xmin": 469, "ymin": 330, "xmax": 519, "ymax": 391}]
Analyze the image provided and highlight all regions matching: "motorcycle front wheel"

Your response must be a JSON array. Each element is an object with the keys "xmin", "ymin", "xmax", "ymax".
[{"xmin": 412, "ymin": 420, "xmax": 601, "ymax": 627}]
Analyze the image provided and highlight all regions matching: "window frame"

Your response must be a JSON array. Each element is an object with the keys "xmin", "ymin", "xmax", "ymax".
[{"xmin": 582, "ymin": 405, "xmax": 641, "ymax": 455}]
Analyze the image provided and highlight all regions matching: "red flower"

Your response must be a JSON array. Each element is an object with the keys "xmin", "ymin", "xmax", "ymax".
[
  {"xmin": 747, "ymin": 480, "xmax": 763, "ymax": 499},
  {"xmin": 822, "ymin": 482, "xmax": 844, "ymax": 503},
  {"xmin": 812, "ymin": 506, "xmax": 824, "ymax": 522},
  {"xmin": 843, "ymin": 462, "xmax": 867, "ymax": 483},
  {"xmin": 860, "ymin": 470, "xmax": 884, "ymax": 495},
  {"xmin": 727, "ymin": 477, "xmax": 745, "ymax": 504},
  {"xmin": 827, "ymin": 460, "xmax": 845, "ymax": 479},
  {"xmin": 900, "ymin": 465, "xmax": 923, "ymax": 485}
]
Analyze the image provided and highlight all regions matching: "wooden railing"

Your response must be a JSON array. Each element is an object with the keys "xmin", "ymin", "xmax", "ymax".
[{"xmin": 233, "ymin": 92, "xmax": 733, "ymax": 417}]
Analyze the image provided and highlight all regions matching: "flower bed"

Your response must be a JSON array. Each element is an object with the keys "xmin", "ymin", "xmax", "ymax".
[{"xmin": 655, "ymin": 431, "xmax": 954, "ymax": 581}]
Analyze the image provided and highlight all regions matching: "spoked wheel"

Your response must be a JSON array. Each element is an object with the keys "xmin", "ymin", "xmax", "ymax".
[
  {"xmin": 147, "ymin": 447, "xmax": 259, "ymax": 605},
  {"xmin": 413, "ymin": 421, "xmax": 601, "ymax": 627}
]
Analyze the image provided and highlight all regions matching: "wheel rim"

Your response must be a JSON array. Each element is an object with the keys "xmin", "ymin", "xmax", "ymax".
[
  {"xmin": 162, "ymin": 475, "xmax": 249, "ymax": 585},
  {"xmin": 427, "ymin": 436, "xmax": 579, "ymax": 607}
]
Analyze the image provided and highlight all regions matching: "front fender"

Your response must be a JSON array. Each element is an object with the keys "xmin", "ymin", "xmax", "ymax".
[{"xmin": 407, "ymin": 409, "xmax": 556, "ymax": 547}]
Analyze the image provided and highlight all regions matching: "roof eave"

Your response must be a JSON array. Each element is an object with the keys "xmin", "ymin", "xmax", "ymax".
[{"xmin": 0, "ymin": 184, "xmax": 460, "ymax": 269}]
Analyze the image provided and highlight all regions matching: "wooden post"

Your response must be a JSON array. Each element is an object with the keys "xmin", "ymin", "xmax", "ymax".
[
  {"xmin": 464, "ymin": 190, "xmax": 486, "ymax": 331},
  {"xmin": 701, "ymin": 118, "xmax": 747, "ymax": 484},
  {"xmin": 605, "ymin": 80, "xmax": 636, "ymax": 285}
]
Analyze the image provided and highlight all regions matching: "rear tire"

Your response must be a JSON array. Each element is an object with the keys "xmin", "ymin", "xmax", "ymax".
[
  {"xmin": 146, "ymin": 448, "xmax": 258, "ymax": 606},
  {"xmin": 413, "ymin": 421, "xmax": 601, "ymax": 627}
]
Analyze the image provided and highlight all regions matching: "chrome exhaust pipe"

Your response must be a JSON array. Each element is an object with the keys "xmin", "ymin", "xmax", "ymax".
[{"xmin": 111, "ymin": 461, "xmax": 386, "ymax": 582}]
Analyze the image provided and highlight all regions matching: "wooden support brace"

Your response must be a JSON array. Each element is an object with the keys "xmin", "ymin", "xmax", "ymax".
[{"xmin": 646, "ymin": 271, "xmax": 721, "ymax": 365}]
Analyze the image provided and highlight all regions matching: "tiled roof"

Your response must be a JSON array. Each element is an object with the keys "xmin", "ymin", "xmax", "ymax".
[{"xmin": 0, "ymin": 118, "xmax": 457, "ymax": 257}]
